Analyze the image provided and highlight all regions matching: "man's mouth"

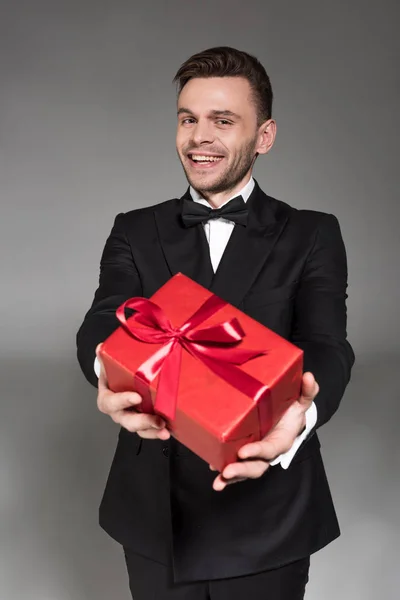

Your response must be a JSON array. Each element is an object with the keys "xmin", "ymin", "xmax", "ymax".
[{"xmin": 187, "ymin": 153, "xmax": 224, "ymax": 167}]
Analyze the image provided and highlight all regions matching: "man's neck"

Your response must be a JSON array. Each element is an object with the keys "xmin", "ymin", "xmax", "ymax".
[{"xmin": 191, "ymin": 173, "xmax": 253, "ymax": 208}]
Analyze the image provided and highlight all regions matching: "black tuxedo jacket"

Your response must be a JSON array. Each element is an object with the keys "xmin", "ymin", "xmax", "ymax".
[{"xmin": 77, "ymin": 180, "xmax": 355, "ymax": 583}]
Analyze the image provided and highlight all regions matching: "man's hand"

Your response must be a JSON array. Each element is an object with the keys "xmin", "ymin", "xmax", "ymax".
[
  {"xmin": 211, "ymin": 372, "xmax": 319, "ymax": 491},
  {"xmin": 95, "ymin": 344, "xmax": 170, "ymax": 441}
]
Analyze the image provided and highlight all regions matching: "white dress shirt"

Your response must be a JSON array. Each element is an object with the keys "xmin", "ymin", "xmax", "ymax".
[
  {"xmin": 95, "ymin": 177, "xmax": 317, "ymax": 469},
  {"xmin": 190, "ymin": 176, "xmax": 317, "ymax": 469}
]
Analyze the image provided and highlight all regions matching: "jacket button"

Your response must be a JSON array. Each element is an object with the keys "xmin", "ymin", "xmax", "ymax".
[{"xmin": 162, "ymin": 446, "xmax": 169, "ymax": 458}]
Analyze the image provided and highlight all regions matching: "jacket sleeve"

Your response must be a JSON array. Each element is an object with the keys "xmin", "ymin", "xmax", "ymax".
[
  {"xmin": 291, "ymin": 213, "xmax": 355, "ymax": 430},
  {"xmin": 76, "ymin": 213, "xmax": 142, "ymax": 387}
]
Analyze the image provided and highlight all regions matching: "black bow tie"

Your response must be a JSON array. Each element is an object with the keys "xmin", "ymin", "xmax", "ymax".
[{"xmin": 181, "ymin": 195, "xmax": 248, "ymax": 227}]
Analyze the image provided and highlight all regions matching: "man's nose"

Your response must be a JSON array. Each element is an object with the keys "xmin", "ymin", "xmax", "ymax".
[{"xmin": 191, "ymin": 121, "xmax": 214, "ymax": 146}]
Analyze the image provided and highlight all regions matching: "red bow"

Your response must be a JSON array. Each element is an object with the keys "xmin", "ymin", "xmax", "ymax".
[{"xmin": 116, "ymin": 294, "xmax": 272, "ymax": 434}]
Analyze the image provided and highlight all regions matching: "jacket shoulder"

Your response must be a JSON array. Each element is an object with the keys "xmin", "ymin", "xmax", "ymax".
[
  {"xmin": 268, "ymin": 195, "xmax": 341, "ymax": 233},
  {"xmin": 114, "ymin": 198, "xmax": 180, "ymax": 230}
]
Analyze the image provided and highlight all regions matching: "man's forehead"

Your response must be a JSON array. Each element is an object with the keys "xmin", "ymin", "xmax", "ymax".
[
  {"xmin": 177, "ymin": 77, "xmax": 253, "ymax": 116},
  {"xmin": 180, "ymin": 75, "xmax": 250, "ymax": 88}
]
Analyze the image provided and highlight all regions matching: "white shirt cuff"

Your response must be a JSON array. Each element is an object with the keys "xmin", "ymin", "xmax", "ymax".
[
  {"xmin": 94, "ymin": 356, "xmax": 101, "ymax": 378},
  {"xmin": 269, "ymin": 402, "xmax": 318, "ymax": 469}
]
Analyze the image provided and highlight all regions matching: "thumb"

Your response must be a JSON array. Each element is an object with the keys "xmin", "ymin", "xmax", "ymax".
[{"xmin": 299, "ymin": 372, "xmax": 318, "ymax": 407}]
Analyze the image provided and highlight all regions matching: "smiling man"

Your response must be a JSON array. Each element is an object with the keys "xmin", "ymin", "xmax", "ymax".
[
  {"xmin": 176, "ymin": 77, "xmax": 269, "ymax": 204},
  {"xmin": 77, "ymin": 46, "xmax": 355, "ymax": 600}
]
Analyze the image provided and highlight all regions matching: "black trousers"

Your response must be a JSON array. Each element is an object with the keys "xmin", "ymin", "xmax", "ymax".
[{"xmin": 124, "ymin": 549, "xmax": 310, "ymax": 600}]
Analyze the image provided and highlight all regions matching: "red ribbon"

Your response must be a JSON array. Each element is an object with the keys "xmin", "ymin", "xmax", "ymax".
[{"xmin": 116, "ymin": 294, "xmax": 273, "ymax": 437}]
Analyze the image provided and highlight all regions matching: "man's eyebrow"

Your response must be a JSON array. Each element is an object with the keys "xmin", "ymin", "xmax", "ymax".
[
  {"xmin": 210, "ymin": 110, "xmax": 242, "ymax": 120},
  {"xmin": 177, "ymin": 107, "xmax": 194, "ymax": 116},
  {"xmin": 177, "ymin": 108, "xmax": 242, "ymax": 120}
]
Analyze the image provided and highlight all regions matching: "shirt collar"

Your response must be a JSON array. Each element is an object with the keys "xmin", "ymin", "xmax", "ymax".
[{"xmin": 189, "ymin": 177, "xmax": 255, "ymax": 208}]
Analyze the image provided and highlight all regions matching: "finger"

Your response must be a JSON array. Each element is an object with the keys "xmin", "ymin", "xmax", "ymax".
[
  {"xmin": 137, "ymin": 427, "xmax": 171, "ymax": 440},
  {"xmin": 238, "ymin": 437, "xmax": 279, "ymax": 461},
  {"xmin": 224, "ymin": 476, "xmax": 248, "ymax": 486},
  {"xmin": 213, "ymin": 474, "xmax": 248, "ymax": 491},
  {"xmin": 221, "ymin": 460, "xmax": 269, "ymax": 481},
  {"xmin": 116, "ymin": 411, "xmax": 166, "ymax": 433},
  {"xmin": 136, "ymin": 428, "xmax": 160, "ymax": 439},
  {"xmin": 301, "ymin": 372, "xmax": 319, "ymax": 401},
  {"xmin": 213, "ymin": 475, "xmax": 226, "ymax": 491},
  {"xmin": 156, "ymin": 428, "xmax": 171, "ymax": 440},
  {"xmin": 301, "ymin": 372, "xmax": 315, "ymax": 398},
  {"xmin": 100, "ymin": 389, "xmax": 143, "ymax": 415},
  {"xmin": 300, "ymin": 372, "xmax": 319, "ymax": 406},
  {"xmin": 239, "ymin": 431, "xmax": 291, "ymax": 462}
]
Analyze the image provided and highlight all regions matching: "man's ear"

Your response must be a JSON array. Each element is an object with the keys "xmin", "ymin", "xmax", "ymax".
[{"xmin": 256, "ymin": 119, "xmax": 277, "ymax": 156}]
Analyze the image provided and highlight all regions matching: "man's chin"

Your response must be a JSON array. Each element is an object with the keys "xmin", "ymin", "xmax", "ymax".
[{"xmin": 184, "ymin": 170, "xmax": 226, "ymax": 194}]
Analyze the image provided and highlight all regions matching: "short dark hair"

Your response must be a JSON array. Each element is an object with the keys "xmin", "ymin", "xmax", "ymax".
[{"xmin": 173, "ymin": 46, "xmax": 273, "ymax": 126}]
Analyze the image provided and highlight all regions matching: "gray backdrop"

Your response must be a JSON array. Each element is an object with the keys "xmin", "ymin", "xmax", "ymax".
[{"xmin": 1, "ymin": 1, "xmax": 399, "ymax": 598}]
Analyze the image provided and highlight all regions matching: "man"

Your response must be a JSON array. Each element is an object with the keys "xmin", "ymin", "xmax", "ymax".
[{"xmin": 77, "ymin": 46, "xmax": 355, "ymax": 599}]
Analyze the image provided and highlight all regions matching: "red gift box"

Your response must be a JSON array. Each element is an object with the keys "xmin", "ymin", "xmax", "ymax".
[{"xmin": 99, "ymin": 273, "xmax": 303, "ymax": 472}]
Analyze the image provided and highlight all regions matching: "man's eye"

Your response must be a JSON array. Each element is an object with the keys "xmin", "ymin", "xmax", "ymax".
[
  {"xmin": 182, "ymin": 118, "xmax": 195, "ymax": 124},
  {"xmin": 217, "ymin": 120, "xmax": 232, "ymax": 126}
]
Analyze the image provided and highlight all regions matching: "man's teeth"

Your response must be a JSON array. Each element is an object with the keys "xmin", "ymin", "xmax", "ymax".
[{"xmin": 190, "ymin": 155, "xmax": 223, "ymax": 162}]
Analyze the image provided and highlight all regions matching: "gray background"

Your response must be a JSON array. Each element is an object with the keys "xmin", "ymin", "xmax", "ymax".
[{"xmin": 1, "ymin": 1, "xmax": 399, "ymax": 598}]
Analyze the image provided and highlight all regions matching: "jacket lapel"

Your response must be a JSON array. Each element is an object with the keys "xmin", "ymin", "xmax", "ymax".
[
  {"xmin": 154, "ymin": 190, "xmax": 214, "ymax": 289},
  {"xmin": 210, "ymin": 181, "xmax": 289, "ymax": 307},
  {"xmin": 154, "ymin": 181, "xmax": 289, "ymax": 306}
]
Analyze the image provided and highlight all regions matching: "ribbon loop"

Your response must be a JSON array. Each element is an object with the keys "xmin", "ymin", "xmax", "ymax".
[{"xmin": 116, "ymin": 294, "xmax": 269, "ymax": 428}]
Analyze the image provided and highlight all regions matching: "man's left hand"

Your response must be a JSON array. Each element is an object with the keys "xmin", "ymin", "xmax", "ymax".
[{"xmin": 211, "ymin": 372, "xmax": 319, "ymax": 491}]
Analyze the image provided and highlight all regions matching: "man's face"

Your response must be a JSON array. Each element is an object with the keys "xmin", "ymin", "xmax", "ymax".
[{"xmin": 176, "ymin": 77, "xmax": 264, "ymax": 196}]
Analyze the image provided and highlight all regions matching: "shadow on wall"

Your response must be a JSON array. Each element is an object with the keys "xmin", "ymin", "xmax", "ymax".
[
  {"xmin": 0, "ymin": 356, "xmax": 130, "ymax": 600},
  {"xmin": 307, "ymin": 351, "xmax": 400, "ymax": 600},
  {"xmin": 0, "ymin": 351, "xmax": 399, "ymax": 599}
]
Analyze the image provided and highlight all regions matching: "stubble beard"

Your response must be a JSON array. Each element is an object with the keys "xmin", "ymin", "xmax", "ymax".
[{"xmin": 179, "ymin": 136, "xmax": 258, "ymax": 196}]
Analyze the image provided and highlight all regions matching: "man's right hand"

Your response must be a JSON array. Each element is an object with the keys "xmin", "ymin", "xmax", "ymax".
[{"xmin": 95, "ymin": 344, "xmax": 170, "ymax": 441}]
